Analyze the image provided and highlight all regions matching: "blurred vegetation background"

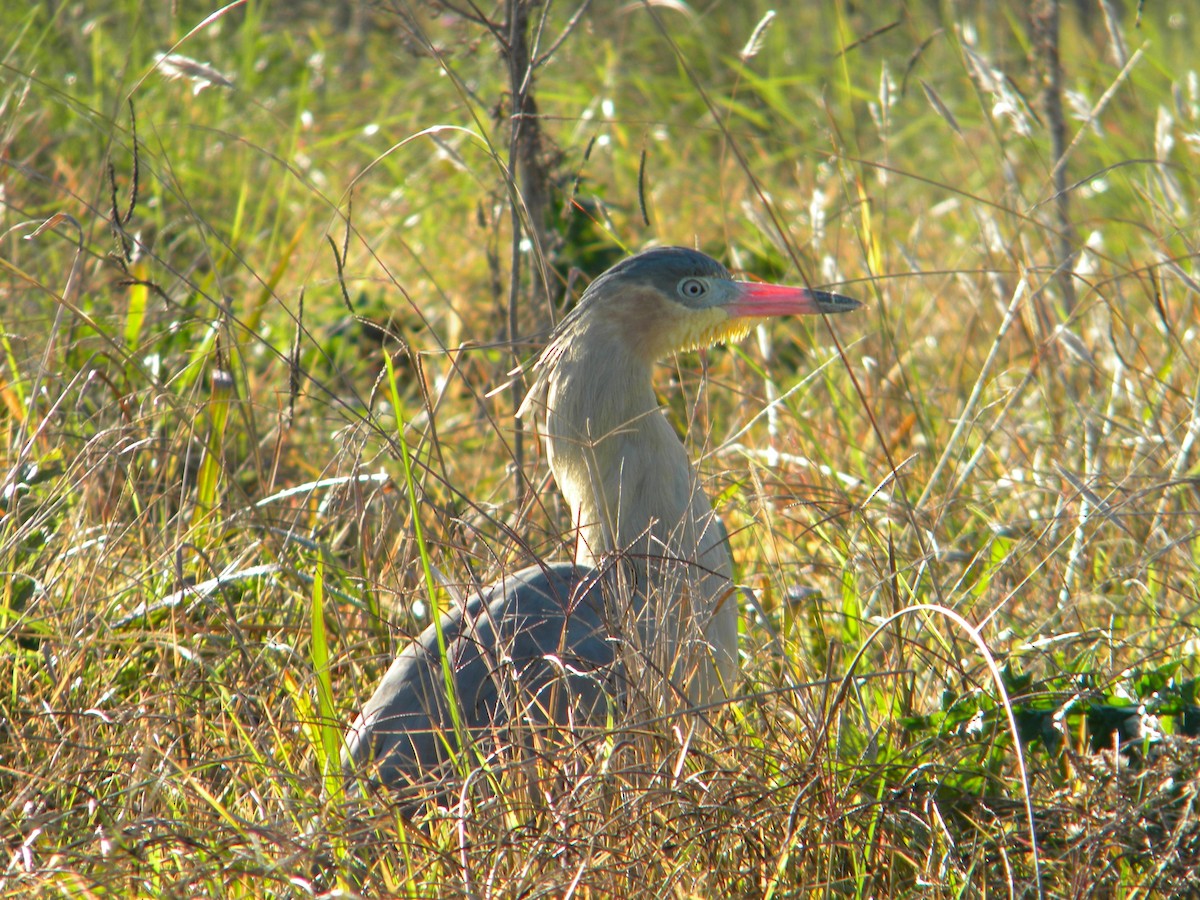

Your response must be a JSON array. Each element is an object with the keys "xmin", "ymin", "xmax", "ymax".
[{"xmin": 2, "ymin": 0, "xmax": 1199, "ymax": 895}]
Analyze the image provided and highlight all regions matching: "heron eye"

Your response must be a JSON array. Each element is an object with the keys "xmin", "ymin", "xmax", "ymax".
[{"xmin": 678, "ymin": 278, "xmax": 707, "ymax": 299}]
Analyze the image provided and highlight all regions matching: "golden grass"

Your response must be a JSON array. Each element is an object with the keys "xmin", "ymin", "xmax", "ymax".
[{"xmin": 2, "ymin": 1, "xmax": 1199, "ymax": 895}]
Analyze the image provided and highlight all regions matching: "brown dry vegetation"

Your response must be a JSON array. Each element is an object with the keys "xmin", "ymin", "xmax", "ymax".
[{"xmin": 2, "ymin": 1, "xmax": 1200, "ymax": 896}]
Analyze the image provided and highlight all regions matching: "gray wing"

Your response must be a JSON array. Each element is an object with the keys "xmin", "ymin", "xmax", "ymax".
[{"xmin": 342, "ymin": 561, "xmax": 619, "ymax": 796}]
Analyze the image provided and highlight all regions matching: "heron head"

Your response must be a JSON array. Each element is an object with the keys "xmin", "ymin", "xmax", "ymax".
[{"xmin": 583, "ymin": 246, "xmax": 861, "ymax": 358}]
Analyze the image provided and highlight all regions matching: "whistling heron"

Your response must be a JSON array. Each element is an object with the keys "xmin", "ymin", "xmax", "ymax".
[{"xmin": 342, "ymin": 246, "xmax": 860, "ymax": 796}]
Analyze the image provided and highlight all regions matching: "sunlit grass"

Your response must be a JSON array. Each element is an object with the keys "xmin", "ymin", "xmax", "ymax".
[{"xmin": 2, "ymin": 0, "xmax": 1199, "ymax": 895}]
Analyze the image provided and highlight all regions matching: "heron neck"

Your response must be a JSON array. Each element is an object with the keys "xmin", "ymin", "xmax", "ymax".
[{"xmin": 541, "ymin": 323, "xmax": 712, "ymax": 570}]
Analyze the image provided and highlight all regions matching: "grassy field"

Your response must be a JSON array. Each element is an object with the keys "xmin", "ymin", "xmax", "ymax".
[{"xmin": 3, "ymin": 0, "xmax": 1200, "ymax": 895}]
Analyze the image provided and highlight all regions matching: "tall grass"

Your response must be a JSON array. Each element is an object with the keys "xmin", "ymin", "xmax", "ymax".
[{"xmin": 2, "ymin": 1, "xmax": 1199, "ymax": 895}]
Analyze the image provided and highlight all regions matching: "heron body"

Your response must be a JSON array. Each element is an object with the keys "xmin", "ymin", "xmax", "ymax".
[
  {"xmin": 340, "ymin": 561, "xmax": 614, "ymax": 791},
  {"xmin": 343, "ymin": 247, "xmax": 860, "ymax": 797}
]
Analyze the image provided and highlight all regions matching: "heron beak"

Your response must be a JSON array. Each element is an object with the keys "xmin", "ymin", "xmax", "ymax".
[{"xmin": 729, "ymin": 281, "xmax": 862, "ymax": 318}]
